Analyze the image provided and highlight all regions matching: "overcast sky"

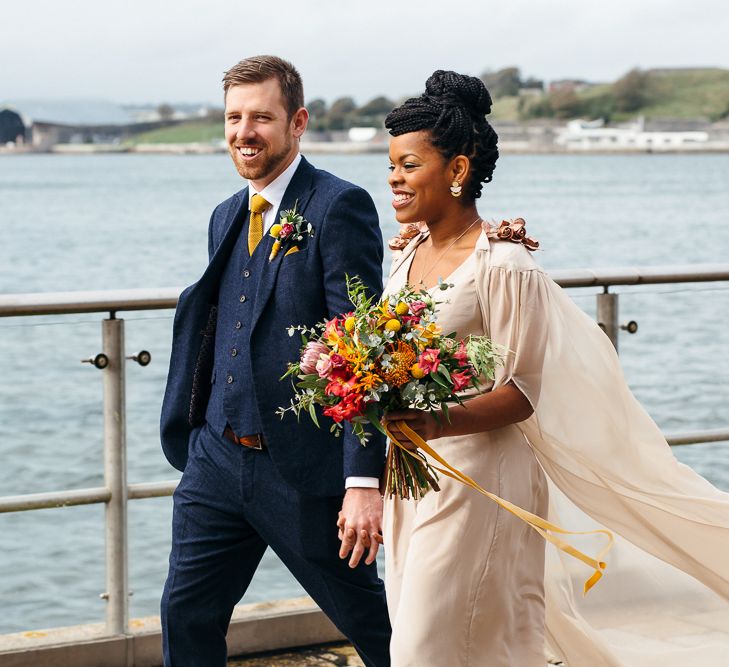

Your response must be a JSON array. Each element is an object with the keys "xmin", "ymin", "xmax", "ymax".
[{"xmin": 3, "ymin": 0, "xmax": 728, "ymax": 106}]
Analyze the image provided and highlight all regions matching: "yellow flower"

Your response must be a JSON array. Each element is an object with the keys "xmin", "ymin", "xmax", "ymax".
[
  {"xmin": 410, "ymin": 363, "xmax": 425, "ymax": 379},
  {"xmin": 414, "ymin": 322, "xmax": 441, "ymax": 346},
  {"xmin": 344, "ymin": 316, "xmax": 356, "ymax": 333},
  {"xmin": 376, "ymin": 301, "xmax": 396, "ymax": 327},
  {"xmin": 385, "ymin": 319, "xmax": 401, "ymax": 333},
  {"xmin": 269, "ymin": 223, "xmax": 283, "ymax": 238},
  {"xmin": 395, "ymin": 302, "xmax": 409, "ymax": 316}
]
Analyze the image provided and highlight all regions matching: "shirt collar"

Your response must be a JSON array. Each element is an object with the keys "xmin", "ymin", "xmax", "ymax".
[{"xmin": 246, "ymin": 153, "xmax": 302, "ymax": 213}]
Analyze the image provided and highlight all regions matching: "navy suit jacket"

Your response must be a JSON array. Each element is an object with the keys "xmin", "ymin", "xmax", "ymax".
[{"xmin": 160, "ymin": 157, "xmax": 386, "ymax": 497}]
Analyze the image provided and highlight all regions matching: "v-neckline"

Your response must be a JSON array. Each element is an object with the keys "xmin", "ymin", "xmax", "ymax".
[{"xmin": 404, "ymin": 232, "xmax": 476, "ymax": 292}]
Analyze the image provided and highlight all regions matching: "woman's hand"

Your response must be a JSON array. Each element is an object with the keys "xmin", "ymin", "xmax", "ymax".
[{"xmin": 383, "ymin": 409, "xmax": 444, "ymax": 448}]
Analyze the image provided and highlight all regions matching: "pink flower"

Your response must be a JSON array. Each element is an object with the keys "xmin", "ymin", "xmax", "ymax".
[
  {"xmin": 401, "ymin": 315, "xmax": 421, "ymax": 326},
  {"xmin": 281, "ymin": 223, "xmax": 295, "ymax": 237},
  {"xmin": 300, "ymin": 341, "xmax": 329, "ymax": 374},
  {"xmin": 453, "ymin": 341, "xmax": 469, "ymax": 367},
  {"xmin": 330, "ymin": 353, "xmax": 346, "ymax": 368},
  {"xmin": 315, "ymin": 354, "xmax": 334, "ymax": 378},
  {"xmin": 451, "ymin": 369, "xmax": 473, "ymax": 392},
  {"xmin": 418, "ymin": 348, "xmax": 441, "ymax": 375},
  {"xmin": 409, "ymin": 300, "xmax": 427, "ymax": 316}
]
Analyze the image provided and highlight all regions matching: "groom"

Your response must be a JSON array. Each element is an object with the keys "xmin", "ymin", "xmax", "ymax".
[{"xmin": 159, "ymin": 55, "xmax": 391, "ymax": 666}]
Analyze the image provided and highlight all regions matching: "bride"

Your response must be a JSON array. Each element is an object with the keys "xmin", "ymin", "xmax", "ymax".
[{"xmin": 379, "ymin": 70, "xmax": 729, "ymax": 666}]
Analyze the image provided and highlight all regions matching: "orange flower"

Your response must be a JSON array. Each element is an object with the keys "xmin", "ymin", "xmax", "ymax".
[{"xmin": 381, "ymin": 341, "xmax": 417, "ymax": 388}]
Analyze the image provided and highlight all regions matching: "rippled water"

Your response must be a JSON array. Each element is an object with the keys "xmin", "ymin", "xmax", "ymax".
[{"xmin": 1, "ymin": 153, "xmax": 728, "ymax": 634}]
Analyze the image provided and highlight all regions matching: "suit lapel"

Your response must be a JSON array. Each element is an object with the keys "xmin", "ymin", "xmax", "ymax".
[
  {"xmin": 196, "ymin": 188, "xmax": 248, "ymax": 300},
  {"xmin": 250, "ymin": 158, "xmax": 316, "ymax": 328}
]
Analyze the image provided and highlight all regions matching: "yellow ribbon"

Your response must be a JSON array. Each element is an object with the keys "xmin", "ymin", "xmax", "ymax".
[{"xmin": 384, "ymin": 420, "xmax": 614, "ymax": 594}]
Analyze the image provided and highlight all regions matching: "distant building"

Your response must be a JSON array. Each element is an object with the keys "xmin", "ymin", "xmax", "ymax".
[
  {"xmin": 548, "ymin": 79, "xmax": 594, "ymax": 94},
  {"xmin": 0, "ymin": 109, "xmax": 26, "ymax": 145},
  {"xmin": 556, "ymin": 118, "xmax": 709, "ymax": 151}
]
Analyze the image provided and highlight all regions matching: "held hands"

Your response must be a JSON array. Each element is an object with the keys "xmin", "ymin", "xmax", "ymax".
[
  {"xmin": 337, "ymin": 488, "xmax": 384, "ymax": 568},
  {"xmin": 383, "ymin": 409, "xmax": 445, "ymax": 448}
]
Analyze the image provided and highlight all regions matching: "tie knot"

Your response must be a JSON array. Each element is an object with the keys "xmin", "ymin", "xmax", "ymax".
[{"xmin": 250, "ymin": 193, "xmax": 271, "ymax": 214}]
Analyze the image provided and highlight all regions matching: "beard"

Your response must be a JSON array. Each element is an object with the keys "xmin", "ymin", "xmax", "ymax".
[{"xmin": 230, "ymin": 134, "xmax": 294, "ymax": 182}]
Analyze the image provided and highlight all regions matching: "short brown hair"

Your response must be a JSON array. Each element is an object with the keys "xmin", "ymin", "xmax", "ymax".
[{"xmin": 223, "ymin": 55, "xmax": 304, "ymax": 118}]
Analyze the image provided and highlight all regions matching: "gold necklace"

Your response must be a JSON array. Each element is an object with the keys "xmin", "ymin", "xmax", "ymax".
[{"xmin": 417, "ymin": 217, "xmax": 481, "ymax": 286}]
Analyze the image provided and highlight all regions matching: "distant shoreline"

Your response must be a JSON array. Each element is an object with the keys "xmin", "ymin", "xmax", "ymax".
[{"xmin": 3, "ymin": 141, "xmax": 729, "ymax": 156}]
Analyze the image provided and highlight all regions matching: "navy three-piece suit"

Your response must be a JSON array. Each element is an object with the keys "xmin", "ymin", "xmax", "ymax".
[{"xmin": 159, "ymin": 157, "xmax": 391, "ymax": 666}]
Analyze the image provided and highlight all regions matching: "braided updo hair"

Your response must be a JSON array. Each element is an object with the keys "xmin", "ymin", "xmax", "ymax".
[{"xmin": 385, "ymin": 70, "xmax": 499, "ymax": 200}]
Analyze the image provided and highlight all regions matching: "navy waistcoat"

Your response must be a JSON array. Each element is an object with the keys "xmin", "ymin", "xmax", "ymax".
[{"xmin": 205, "ymin": 218, "xmax": 269, "ymax": 437}]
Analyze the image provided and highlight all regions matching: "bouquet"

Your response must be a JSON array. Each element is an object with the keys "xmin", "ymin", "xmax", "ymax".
[{"xmin": 278, "ymin": 277, "xmax": 503, "ymax": 500}]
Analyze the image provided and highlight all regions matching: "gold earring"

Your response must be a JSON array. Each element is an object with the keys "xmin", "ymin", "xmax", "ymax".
[{"xmin": 450, "ymin": 180, "xmax": 462, "ymax": 198}]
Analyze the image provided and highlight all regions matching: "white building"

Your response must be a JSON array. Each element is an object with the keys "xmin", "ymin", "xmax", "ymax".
[{"xmin": 556, "ymin": 118, "xmax": 709, "ymax": 151}]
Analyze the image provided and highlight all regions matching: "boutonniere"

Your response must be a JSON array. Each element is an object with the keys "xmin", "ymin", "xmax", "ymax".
[{"xmin": 268, "ymin": 201, "xmax": 314, "ymax": 262}]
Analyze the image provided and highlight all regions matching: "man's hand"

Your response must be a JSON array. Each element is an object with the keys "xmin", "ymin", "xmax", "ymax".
[{"xmin": 337, "ymin": 488, "xmax": 383, "ymax": 568}]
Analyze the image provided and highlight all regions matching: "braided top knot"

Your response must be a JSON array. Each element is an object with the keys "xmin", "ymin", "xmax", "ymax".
[{"xmin": 386, "ymin": 70, "xmax": 499, "ymax": 200}]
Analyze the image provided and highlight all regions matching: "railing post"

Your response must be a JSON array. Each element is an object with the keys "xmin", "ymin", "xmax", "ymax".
[
  {"xmin": 597, "ymin": 288, "xmax": 619, "ymax": 352},
  {"xmin": 102, "ymin": 316, "xmax": 129, "ymax": 635}
]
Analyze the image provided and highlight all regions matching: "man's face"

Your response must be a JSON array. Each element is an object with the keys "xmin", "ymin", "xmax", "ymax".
[{"xmin": 224, "ymin": 78, "xmax": 306, "ymax": 189}]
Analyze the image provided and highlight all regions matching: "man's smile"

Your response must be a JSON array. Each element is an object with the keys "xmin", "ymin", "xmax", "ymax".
[{"xmin": 236, "ymin": 145, "xmax": 263, "ymax": 160}]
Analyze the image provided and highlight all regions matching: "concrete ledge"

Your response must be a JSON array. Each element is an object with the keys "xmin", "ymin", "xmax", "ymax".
[{"xmin": 0, "ymin": 597, "xmax": 344, "ymax": 667}]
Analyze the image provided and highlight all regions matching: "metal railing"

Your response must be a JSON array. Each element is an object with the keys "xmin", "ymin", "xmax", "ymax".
[{"xmin": 1, "ymin": 263, "xmax": 728, "ymax": 639}]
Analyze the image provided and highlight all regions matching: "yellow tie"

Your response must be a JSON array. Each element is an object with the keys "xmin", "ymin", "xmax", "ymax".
[{"xmin": 248, "ymin": 193, "xmax": 271, "ymax": 255}]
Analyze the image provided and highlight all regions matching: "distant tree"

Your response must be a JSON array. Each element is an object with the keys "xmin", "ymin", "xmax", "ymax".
[
  {"xmin": 306, "ymin": 98, "xmax": 328, "ymax": 131},
  {"xmin": 521, "ymin": 77, "xmax": 544, "ymax": 92},
  {"xmin": 357, "ymin": 96, "xmax": 395, "ymax": 117},
  {"xmin": 307, "ymin": 98, "xmax": 328, "ymax": 118},
  {"xmin": 612, "ymin": 69, "xmax": 650, "ymax": 112},
  {"xmin": 352, "ymin": 95, "xmax": 395, "ymax": 128},
  {"xmin": 480, "ymin": 67, "xmax": 521, "ymax": 98},
  {"xmin": 0, "ymin": 109, "xmax": 25, "ymax": 143},
  {"xmin": 549, "ymin": 89, "xmax": 582, "ymax": 119},
  {"xmin": 327, "ymin": 96, "xmax": 357, "ymax": 130},
  {"xmin": 157, "ymin": 103, "xmax": 175, "ymax": 121},
  {"xmin": 205, "ymin": 107, "xmax": 225, "ymax": 122}
]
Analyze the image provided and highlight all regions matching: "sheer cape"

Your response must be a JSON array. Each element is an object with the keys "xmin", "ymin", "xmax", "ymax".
[{"xmin": 389, "ymin": 225, "xmax": 729, "ymax": 665}]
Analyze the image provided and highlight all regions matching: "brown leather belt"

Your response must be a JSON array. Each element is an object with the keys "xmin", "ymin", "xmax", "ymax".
[{"xmin": 223, "ymin": 426, "xmax": 264, "ymax": 450}]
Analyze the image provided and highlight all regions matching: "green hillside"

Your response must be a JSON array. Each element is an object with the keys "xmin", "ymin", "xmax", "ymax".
[
  {"xmin": 637, "ymin": 68, "xmax": 729, "ymax": 119},
  {"xmin": 126, "ymin": 119, "xmax": 223, "ymax": 144},
  {"xmin": 517, "ymin": 68, "xmax": 729, "ymax": 122}
]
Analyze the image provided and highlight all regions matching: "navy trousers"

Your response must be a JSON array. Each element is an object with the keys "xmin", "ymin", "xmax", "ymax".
[{"xmin": 161, "ymin": 424, "xmax": 391, "ymax": 666}]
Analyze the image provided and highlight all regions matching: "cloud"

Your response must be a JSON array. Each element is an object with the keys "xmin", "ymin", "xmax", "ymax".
[{"xmin": 2, "ymin": 0, "xmax": 728, "ymax": 104}]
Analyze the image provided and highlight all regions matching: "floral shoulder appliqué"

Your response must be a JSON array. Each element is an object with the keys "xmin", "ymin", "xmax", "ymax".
[
  {"xmin": 484, "ymin": 218, "xmax": 539, "ymax": 251},
  {"xmin": 387, "ymin": 221, "xmax": 429, "ymax": 256}
]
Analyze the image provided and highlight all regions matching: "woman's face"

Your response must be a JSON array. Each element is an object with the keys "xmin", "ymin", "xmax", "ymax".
[{"xmin": 388, "ymin": 131, "xmax": 455, "ymax": 224}]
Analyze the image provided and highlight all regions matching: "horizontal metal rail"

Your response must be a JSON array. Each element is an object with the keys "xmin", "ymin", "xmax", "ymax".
[
  {"xmin": 1, "ymin": 264, "xmax": 729, "ymax": 317},
  {"xmin": 2, "ymin": 427, "xmax": 728, "ymax": 515}
]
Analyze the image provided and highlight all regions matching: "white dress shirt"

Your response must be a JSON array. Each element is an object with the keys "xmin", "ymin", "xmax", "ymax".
[
  {"xmin": 247, "ymin": 153, "xmax": 379, "ymax": 492},
  {"xmin": 246, "ymin": 152, "xmax": 302, "ymax": 231}
]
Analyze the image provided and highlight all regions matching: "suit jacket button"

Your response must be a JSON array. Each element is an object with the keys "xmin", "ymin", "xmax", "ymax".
[
  {"xmin": 231, "ymin": 348, "xmax": 238, "ymax": 357},
  {"xmin": 243, "ymin": 269, "xmax": 250, "ymax": 278},
  {"xmin": 226, "ymin": 375, "xmax": 233, "ymax": 384},
  {"xmin": 240, "ymin": 295, "xmax": 247, "ymax": 302},
  {"xmin": 235, "ymin": 321, "xmax": 242, "ymax": 329}
]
